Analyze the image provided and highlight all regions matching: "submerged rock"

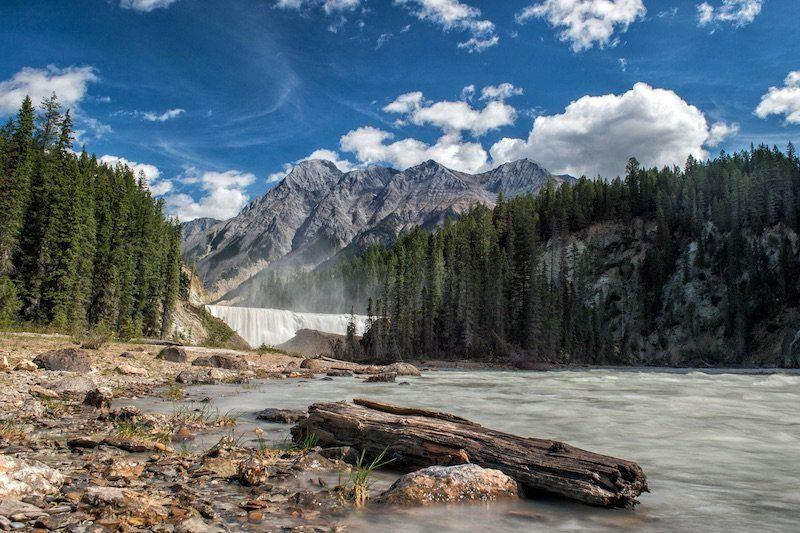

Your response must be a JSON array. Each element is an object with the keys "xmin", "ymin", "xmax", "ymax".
[
  {"xmin": 238, "ymin": 456, "xmax": 270, "ymax": 486},
  {"xmin": 156, "ymin": 346, "xmax": 188, "ymax": 363},
  {"xmin": 377, "ymin": 464, "xmax": 519, "ymax": 506},
  {"xmin": 383, "ymin": 362, "xmax": 421, "ymax": 376},
  {"xmin": 255, "ymin": 408, "xmax": 307, "ymax": 424},
  {"xmin": 33, "ymin": 348, "xmax": 93, "ymax": 372},
  {"xmin": 326, "ymin": 369, "xmax": 353, "ymax": 377},
  {"xmin": 0, "ymin": 456, "xmax": 65, "ymax": 499}
]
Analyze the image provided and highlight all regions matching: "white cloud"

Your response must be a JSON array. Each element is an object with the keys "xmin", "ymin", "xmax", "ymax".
[
  {"xmin": 142, "ymin": 108, "xmax": 185, "ymax": 122},
  {"xmin": 697, "ymin": 0, "xmax": 762, "ymax": 28},
  {"xmin": 383, "ymin": 89, "xmax": 517, "ymax": 136},
  {"xmin": 275, "ymin": 0, "xmax": 361, "ymax": 12},
  {"xmin": 120, "ymin": 0, "xmax": 180, "ymax": 11},
  {"xmin": 340, "ymin": 127, "xmax": 489, "ymax": 173},
  {"xmin": 267, "ymin": 149, "xmax": 356, "ymax": 184},
  {"xmin": 489, "ymin": 83, "xmax": 736, "ymax": 179},
  {"xmin": 0, "ymin": 65, "xmax": 98, "ymax": 115},
  {"xmin": 394, "ymin": 0, "xmax": 499, "ymax": 52},
  {"xmin": 99, "ymin": 155, "xmax": 174, "ymax": 196},
  {"xmin": 479, "ymin": 83, "xmax": 523, "ymax": 101},
  {"xmin": 707, "ymin": 121, "xmax": 740, "ymax": 146},
  {"xmin": 166, "ymin": 169, "xmax": 256, "ymax": 221},
  {"xmin": 517, "ymin": 0, "xmax": 646, "ymax": 53},
  {"xmin": 74, "ymin": 117, "xmax": 113, "ymax": 144},
  {"xmin": 755, "ymin": 71, "xmax": 800, "ymax": 125}
]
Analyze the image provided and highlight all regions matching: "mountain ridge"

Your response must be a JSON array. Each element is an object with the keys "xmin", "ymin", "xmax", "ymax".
[{"xmin": 182, "ymin": 158, "xmax": 568, "ymax": 304}]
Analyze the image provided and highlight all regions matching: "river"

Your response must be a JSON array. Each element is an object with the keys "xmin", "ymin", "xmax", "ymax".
[{"xmin": 136, "ymin": 368, "xmax": 800, "ymax": 532}]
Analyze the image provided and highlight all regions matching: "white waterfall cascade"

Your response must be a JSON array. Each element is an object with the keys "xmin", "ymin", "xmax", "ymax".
[{"xmin": 205, "ymin": 305, "xmax": 368, "ymax": 348}]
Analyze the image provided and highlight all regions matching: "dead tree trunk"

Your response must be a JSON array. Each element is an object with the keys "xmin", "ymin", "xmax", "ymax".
[{"xmin": 292, "ymin": 398, "xmax": 648, "ymax": 508}]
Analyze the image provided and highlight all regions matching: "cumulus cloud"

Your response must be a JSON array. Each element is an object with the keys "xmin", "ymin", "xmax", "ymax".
[
  {"xmin": 0, "ymin": 65, "xmax": 98, "ymax": 115},
  {"xmin": 142, "ymin": 108, "xmax": 185, "ymax": 122},
  {"xmin": 383, "ymin": 89, "xmax": 517, "ymax": 136},
  {"xmin": 516, "ymin": 0, "xmax": 646, "ymax": 52},
  {"xmin": 166, "ymin": 169, "xmax": 256, "ymax": 221},
  {"xmin": 275, "ymin": 0, "xmax": 361, "ymax": 12},
  {"xmin": 755, "ymin": 71, "xmax": 800, "ymax": 125},
  {"xmin": 697, "ymin": 0, "xmax": 762, "ymax": 28},
  {"xmin": 479, "ymin": 83, "xmax": 523, "ymax": 101},
  {"xmin": 340, "ymin": 127, "xmax": 489, "ymax": 173},
  {"xmin": 707, "ymin": 121, "xmax": 740, "ymax": 146},
  {"xmin": 394, "ymin": 0, "xmax": 499, "ymax": 52},
  {"xmin": 120, "ymin": 0, "xmax": 180, "ymax": 12},
  {"xmin": 489, "ymin": 83, "xmax": 737, "ymax": 179},
  {"xmin": 98, "ymin": 155, "xmax": 173, "ymax": 195}
]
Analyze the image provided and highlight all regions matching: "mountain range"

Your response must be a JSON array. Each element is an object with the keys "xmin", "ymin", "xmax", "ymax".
[{"xmin": 181, "ymin": 158, "xmax": 569, "ymax": 304}]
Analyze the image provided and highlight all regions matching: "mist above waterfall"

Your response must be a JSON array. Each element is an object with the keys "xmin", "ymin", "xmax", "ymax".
[{"xmin": 206, "ymin": 305, "xmax": 367, "ymax": 348}]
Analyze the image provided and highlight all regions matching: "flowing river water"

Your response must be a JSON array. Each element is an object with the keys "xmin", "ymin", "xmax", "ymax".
[{"xmin": 134, "ymin": 369, "xmax": 800, "ymax": 532}]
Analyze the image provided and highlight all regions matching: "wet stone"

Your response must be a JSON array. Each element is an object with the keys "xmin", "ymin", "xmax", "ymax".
[{"xmin": 255, "ymin": 408, "xmax": 308, "ymax": 424}]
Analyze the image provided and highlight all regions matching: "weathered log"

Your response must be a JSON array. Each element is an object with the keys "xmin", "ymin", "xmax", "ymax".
[{"xmin": 292, "ymin": 399, "xmax": 648, "ymax": 508}]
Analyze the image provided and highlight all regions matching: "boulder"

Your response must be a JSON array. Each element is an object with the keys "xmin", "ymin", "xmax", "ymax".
[
  {"xmin": 255, "ymin": 408, "xmax": 307, "ymax": 424},
  {"xmin": 0, "ymin": 456, "xmax": 65, "ymax": 499},
  {"xmin": 192, "ymin": 354, "xmax": 247, "ymax": 370},
  {"xmin": 80, "ymin": 486, "xmax": 169, "ymax": 527},
  {"xmin": 45, "ymin": 375, "xmax": 97, "ymax": 398},
  {"xmin": 0, "ymin": 500, "xmax": 48, "ymax": 520},
  {"xmin": 115, "ymin": 362, "xmax": 148, "ymax": 376},
  {"xmin": 0, "ymin": 356, "xmax": 10, "ymax": 372},
  {"xmin": 299, "ymin": 358, "xmax": 328, "ymax": 372},
  {"xmin": 157, "ymin": 346, "xmax": 188, "ymax": 363},
  {"xmin": 326, "ymin": 369, "xmax": 353, "ymax": 377},
  {"xmin": 33, "ymin": 348, "xmax": 93, "ymax": 372},
  {"xmin": 363, "ymin": 373, "xmax": 396, "ymax": 383},
  {"xmin": 83, "ymin": 388, "xmax": 113, "ymax": 409},
  {"xmin": 13, "ymin": 360, "xmax": 38, "ymax": 372},
  {"xmin": 377, "ymin": 464, "xmax": 519, "ymax": 506},
  {"xmin": 383, "ymin": 362, "xmax": 421, "ymax": 376}
]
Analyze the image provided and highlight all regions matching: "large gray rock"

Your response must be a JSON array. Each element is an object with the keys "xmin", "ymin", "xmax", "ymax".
[
  {"xmin": 0, "ymin": 455, "xmax": 65, "ymax": 499},
  {"xmin": 192, "ymin": 354, "xmax": 247, "ymax": 370},
  {"xmin": 45, "ymin": 375, "xmax": 98, "ymax": 398},
  {"xmin": 383, "ymin": 362, "xmax": 421, "ymax": 376},
  {"xmin": 255, "ymin": 408, "xmax": 307, "ymax": 424},
  {"xmin": 157, "ymin": 346, "xmax": 188, "ymax": 363},
  {"xmin": 33, "ymin": 348, "xmax": 93, "ymax": 372},
  {"xmin": 377, "ymin": 464, "xmax": 519, "ymax": 506}
]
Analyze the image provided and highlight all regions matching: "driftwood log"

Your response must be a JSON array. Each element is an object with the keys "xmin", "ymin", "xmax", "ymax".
[{"xmin": 291, "ymin": 398, "xmax": 648, "ymax": 508}]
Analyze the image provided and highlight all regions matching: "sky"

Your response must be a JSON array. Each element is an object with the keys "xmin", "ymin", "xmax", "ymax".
[{"xmin": 1, "ymin": 0, "xmax": 798, "ymax": 221}]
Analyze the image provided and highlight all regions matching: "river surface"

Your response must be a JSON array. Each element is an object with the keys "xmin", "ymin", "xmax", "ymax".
[{"xmin": 135, "ymin": 369, "xmax": 800, "ymax": 532}]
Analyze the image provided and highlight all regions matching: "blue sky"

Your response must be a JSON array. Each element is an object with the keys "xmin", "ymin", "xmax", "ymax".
[{"xmin": 1, "ymin": 0, "xmax": 798, "ymax": 220}]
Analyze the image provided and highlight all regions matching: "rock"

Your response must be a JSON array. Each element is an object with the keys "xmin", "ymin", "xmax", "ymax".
[
  {"xmin": 0, "ymin": 356, "xmax": 9, "ymax": 373},
  {"xmin": 326, "ymin": 369, "xmax": 352, "ymax": 377},
  {"xmin": 175, "ymin": 368, "xmax": 228, "ymax": 384},
  {"xmin": 237, "ymin": 456, "xmax": 270, "ymax": 486},
  {"xmin": 190, "ymin": 356, "xmax": 212, "ymax": 367},
  {"xmin": 255, "ymin": 408, "xmax": 307, "ymax": 424},
  {"xmin": 207, "ymin": 368, "xmax": 226, "ymax": 381},
  {"xmin": 377, "ymin": 464, "xmax": 519, "ymax": 506},
  {"xmin": 83, "ymin": 388, "xmax": 113, "ymax": 409},
  {"xmin": 80, "ymin": 486, "xmax": 169, "ymax": 527},
  {"xmin": 104, "ymin": 459, "xmax": 145, "ymax": 480},
  {"xmin": 398, "ymin": 381, "xmax": 411, "ymax": 386},
  {"xmin": 101, "ymin": 437, "xmax": 170, "ymax": 454},
  {"xmin": 118, "ymin": 351, "xmax": 138, "ymax": 358},
  {"xmin": 156, "ymin": 346, "xmax": 187, "ymax": 363},
  {"xmin": 299, "ymin": 358, "xmax": 327, "ymax": 372},
  {"xmin": 67, "ymin": 436, "xmax": 103, "ymax": 449},
  {"xmin": 13, "ymin": 360, "xmax": 37, "ymax": 372},
  {"xmin": 32, "ymin": 348, "xmax": 93, "ymax": 372},
  {"xmin": 44, "ymin": 375, "xmax": 97, "ymax": 398},
  {"xmin": 28, "ymin": 386, "xmax": 59, "ymax": 399},
  {"xmin": 175, "ymin": 515, "xmax": 225, "ymax": 533},
  {"xmin": 363, "ymin": 372, "xmax": 396, "ymax": 383},
  {"xmin": 0, "ymin": 456, "xmax": 65, "ymax": 499},
  {"xmin": 319, "ymin": 446, "xmax": 359, "ymax": 464},
  {"xmin": 0, "ymin": 501, "xmax": 47, "ymax": 520},
  {"xmin": 290, "ymin": 451, "xmax": 336, "ymax": 472},
  {"xmin": 115, "ymin": 363, "xmax": 147, "ymax": 376},
  {"xmin": 383, "ymin": 362, "xmax": 421, "ymax": 376}
]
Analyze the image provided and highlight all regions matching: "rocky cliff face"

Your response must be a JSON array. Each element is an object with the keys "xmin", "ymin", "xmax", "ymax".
[{"xmin": 183, "ymin": 158, "xmax": 563, "ymax": 303}]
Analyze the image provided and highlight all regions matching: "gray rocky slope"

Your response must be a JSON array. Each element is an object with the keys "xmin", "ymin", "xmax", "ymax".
[{"xmin": 182, "ymin": 158, "xmax": 567, "ymax": 303}]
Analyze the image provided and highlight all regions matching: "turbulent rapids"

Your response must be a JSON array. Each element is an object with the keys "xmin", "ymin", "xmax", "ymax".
[{"xmin": 205, "ymin": 305, "xmax": 368, "ymax": 348}]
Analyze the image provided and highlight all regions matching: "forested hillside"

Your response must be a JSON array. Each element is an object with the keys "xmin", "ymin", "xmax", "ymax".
[
  {"xmin": 273, "ymin": 146, "xmax": 800, "ymax": 367},
  {"xmin": 0, "ymin": 95, "xmax": 182, "ymax": 338}
]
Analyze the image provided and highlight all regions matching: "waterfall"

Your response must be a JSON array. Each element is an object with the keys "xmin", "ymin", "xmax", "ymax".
[{"xmin": 206, "ymin": 305, "xmax": 368, "ymax": 348}]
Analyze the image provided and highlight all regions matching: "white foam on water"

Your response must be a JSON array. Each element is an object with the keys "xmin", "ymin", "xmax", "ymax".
[{"xmin": 205, "ymin": 305, "xmax": 367, "ymax": 348}]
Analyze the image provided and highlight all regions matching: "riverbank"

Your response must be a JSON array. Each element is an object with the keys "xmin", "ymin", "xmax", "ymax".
[{"xmin": 0, "ymin": 332, "xmax": 418, "ymax": 531}]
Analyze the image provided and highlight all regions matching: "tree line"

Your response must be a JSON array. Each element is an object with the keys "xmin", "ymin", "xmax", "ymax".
[
  {"xmin": 0, "ymin": 95, "xmax": 182, "ymax": 338},
  {"xmin": 278, "ymin": 145, "xmax": 800, "ymax": 365}
]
